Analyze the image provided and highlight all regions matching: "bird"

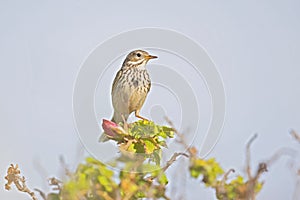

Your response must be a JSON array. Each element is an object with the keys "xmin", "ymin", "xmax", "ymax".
[
  {"xmin": 99, "ymin": 49, "xmax": 157, "ymax": 141},
  {"xmin": 111, "ymin": 49, "xmax": 157, "ymax": 123}
]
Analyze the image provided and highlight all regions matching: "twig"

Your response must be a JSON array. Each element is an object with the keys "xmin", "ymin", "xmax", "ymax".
[
  {"xmin": 34, "ymin": 177, "xmax": 62, "ymax": 199},
  {"xmin": 265, "ymin": 147, "xmax": 296, "ymax": 167},
  {"xmin": 34, "ymin": 188, "xmax": 46, "ymax": 200},
  {"xmin": 164, "ymin": 117, "xmax": 188, "ymax": 148},
  {"xmin": 243, "ymin": 134, "xmax": 268, "ymax": 200},
  {"xmin": 254, "ymin": 163, "xmax": 268, "ymax": 181},
  {"xmin": 290, "ymin": 129, "xmax": 300, "ymax": 143},
  {"xmin": 145, "ymin": 152, "xmax": 189, "ymax": 184},
  {"xmin": 165, "ymin": 117, "xmax": 197, "ymax": 157},
  {"xmin": 215, "ymin": 169, "xmax": 235, "ymax": 200},
  {"xmin": 5, "ymin": 164, "xmax": 38, "ymax": 200},
  {"xmin": 59, "ymin": 156, "xmax": 72, "ymax": 177},
  {"xmin": 221, "ymin": 168, "xmax": 235, "ymax": 183},
  {"xmin": 162, "ymin": 152, "xmax": 189, "ymax": 172},
  {"xmin": 244, "ymin": 162, "xmax": 267, "ymax": 200},
  {"xmin": 246, "ymin": 134, "xmax": 258, "ymax": 179},
  {"xmin": 48, "ymin": 177, "xmax": 62, "ymax": 191}
]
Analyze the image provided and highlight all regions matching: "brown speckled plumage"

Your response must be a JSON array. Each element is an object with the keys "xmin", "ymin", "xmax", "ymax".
[{"xmin": 111, "ymin": 50, "xmax": 157, "ymax": 123}]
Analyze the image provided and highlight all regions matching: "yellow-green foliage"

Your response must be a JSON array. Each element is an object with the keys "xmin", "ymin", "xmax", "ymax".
[
  {"xmin": 6, "ymin": 120, "xmax": 265, "ymax": 200},
  {"xmin": 189, "ymin": 158, "xmax": 224, "ymax": 185},
  {"xmin": 58, "ymin": 121, "xmax": 174, "ymax": 200}
]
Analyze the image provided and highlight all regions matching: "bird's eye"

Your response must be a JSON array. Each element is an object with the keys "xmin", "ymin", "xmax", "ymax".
[{"xmin": 136, "ymin": 53, "xmax": 141, "ymax": 57}]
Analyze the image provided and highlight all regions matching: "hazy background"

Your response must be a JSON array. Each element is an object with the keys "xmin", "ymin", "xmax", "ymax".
[{"xmin": 1, "ymin": 0, "xmax": 300, "ymax": 199}]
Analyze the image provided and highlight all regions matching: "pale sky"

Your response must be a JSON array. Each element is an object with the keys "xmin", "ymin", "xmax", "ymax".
[{"xmin": 1, "ymin": 0, "xmax": 300, "ymax": 199}]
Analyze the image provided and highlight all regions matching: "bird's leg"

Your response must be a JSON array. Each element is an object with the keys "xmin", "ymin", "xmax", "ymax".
[{"xmin": 135, "ymin": 110, "xmax": 149, "ymax": 121}]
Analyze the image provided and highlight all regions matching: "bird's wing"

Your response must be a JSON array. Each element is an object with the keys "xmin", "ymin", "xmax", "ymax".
[{"xmin": 111, "ymin": 69, "xmax": 123, "ymax": 95}]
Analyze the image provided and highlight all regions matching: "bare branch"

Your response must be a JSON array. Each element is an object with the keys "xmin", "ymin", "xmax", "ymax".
[
  {"xmin": 290, "ymin": 129, "xmax": 300, "ymax": 143},
  {"xmin": 48, "ymin": 177, "xmax": 62, "ymax": 191},
  {"xmin": 221, "ymin": 168, "xmax": 235, "ymax": 183},
  {"xmin": 59, "ymin": 156, "xmax": 72, "ymax": 177},
  {"xmin": 146, "ymin": 152, "xmax": 189, "ymax": 184},
  {"xmin": 246, "ymin": 134, "xmax": 258, "ymax": 179},
  {"xmin": 165, "ymin": 117, "xmax": 197, "ymax": 157},
  {"xmin": 254, "ymin": 162, "xmax": 268, "ymax": 181},
  {"xmin": 265, "ymin": 147, "xmax": 296, "ymax": 167},
  {"xmin": 162, "ymin": 152, "xmax": 189, "ymax": 172},
  {"xmin": 5, "ymin": 164, "xmax": 38, "ymax": 200},
  {"xmin": 34, "ymin": 188, "xmax": 46, "ymax": 200}
]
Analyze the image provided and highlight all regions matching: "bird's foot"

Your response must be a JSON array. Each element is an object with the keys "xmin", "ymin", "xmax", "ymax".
[{"xmin": 135, "ymin": 114, "xmax": 149, "ymax": 121}]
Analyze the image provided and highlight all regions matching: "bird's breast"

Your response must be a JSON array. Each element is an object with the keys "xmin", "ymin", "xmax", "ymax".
[{"xmin": 127, "ymin": 69, "xmax": 151, "ymax": 91}]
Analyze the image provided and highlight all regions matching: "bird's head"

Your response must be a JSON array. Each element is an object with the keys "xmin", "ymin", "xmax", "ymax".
[{"xmin": 123, "ymin": 50, "xmax": 157, "ymax": 69}]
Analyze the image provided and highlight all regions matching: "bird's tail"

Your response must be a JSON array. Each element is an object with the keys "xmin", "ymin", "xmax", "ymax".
[
  {"xmin": 111, "ymin": 111, "xmax": 125, "ymax": 124},
  {"xmin": 99, "ymin": 132, "xmax": 109, "ymax": 142}
]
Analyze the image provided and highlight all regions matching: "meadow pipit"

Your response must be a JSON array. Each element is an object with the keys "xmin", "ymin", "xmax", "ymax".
[
  {"xmin": 111, "ymin": 49, "xmax": 157, "ymax": 122},
  {"xmin": 100, "ymin": 50, "xmax": 157, "ymax": 141}
]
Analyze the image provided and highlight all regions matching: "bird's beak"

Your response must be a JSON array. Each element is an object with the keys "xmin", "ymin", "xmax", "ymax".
[{"xmin": 145, "ymin": 55, "xmax": 158, "ymax": 60}]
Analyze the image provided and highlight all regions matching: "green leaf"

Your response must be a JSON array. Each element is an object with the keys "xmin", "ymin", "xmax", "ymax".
[
  {"xmin": 98, "ymin": 176, "xmax": 113, "ymax": 192},
  {"xmin": 140, "ymin": 164, "xmax": 161, "ymax": 173},
  {"xmin": 144, "ymin": 140, "xmax": 156, "ymax": 154},
  {"xmin": 158, "ymin": 130, "xmax": 167, "ymax": 138},
  {"xmin": 230, "ymin": 176, "xmax": 244, "ymax": 185},
  {"xmin": 134, "ymin": 142, "xmax": 145, "ymax": 153},
  {"xmin": 190, "ymin": 168, "xmax": 202, "ymax": 178},
  {"xmin": 152, "ymin": 150, "xmax": 162, "ymax": 165},
  {"xmin": 255, "ymin": 182, "xmax": 263, "ymax": 193},
  {"xmin": 46, "ymin": 193, "xmax": 60, "ymax": 200},
  {"xmin": 158, "ymin": 173, "xmax": 168, "ymax": 185},
  {"xmin": 86, "ymin": 157, "xmax": 102, "ymax": 165},
  {"xmin": 99, "ymin": 165, "xmax": 114, "ymax": 178}
]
